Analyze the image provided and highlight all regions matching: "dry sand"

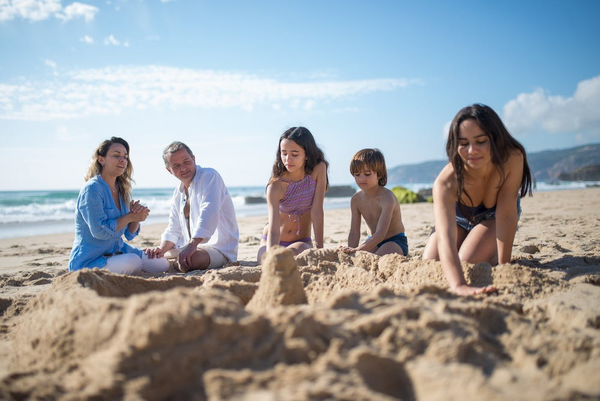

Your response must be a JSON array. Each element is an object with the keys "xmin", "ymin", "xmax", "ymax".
[{"xmin": 0, "ymin": 188, "xmax": 599, "ymax": 400}]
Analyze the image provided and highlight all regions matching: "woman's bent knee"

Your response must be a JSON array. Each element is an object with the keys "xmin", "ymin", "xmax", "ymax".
[{"xmin": 106, "ymin": 253, "xmax": 143, "ymax": 275}]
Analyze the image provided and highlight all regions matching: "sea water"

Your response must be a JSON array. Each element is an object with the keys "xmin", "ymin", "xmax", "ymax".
[{"xmin": 0, "ymin": 181, "xmax": 597, "ymax": 239}]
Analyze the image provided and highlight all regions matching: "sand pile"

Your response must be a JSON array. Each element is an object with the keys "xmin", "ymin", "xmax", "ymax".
[
  {"xmin": 1, "ymin": 246, "xmax": 599, "ymax": 400},
  {"xmin": 1, "ymin": 189, "xmax": 599, "ymax": 400}
]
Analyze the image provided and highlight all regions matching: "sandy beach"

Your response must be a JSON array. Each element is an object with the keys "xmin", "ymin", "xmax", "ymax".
[{"xmin": 0, "ymin": 188, "xmax": 599, "ymax": 400}]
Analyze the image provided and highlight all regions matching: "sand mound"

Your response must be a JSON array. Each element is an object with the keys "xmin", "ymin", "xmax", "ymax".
[
  {"xmin": 1, "ymin": 247, "xmax": 599, "ymax": 400},
  {"xmin": 246, "ymin": 246, "xmax": 307, "ymax": 312}
]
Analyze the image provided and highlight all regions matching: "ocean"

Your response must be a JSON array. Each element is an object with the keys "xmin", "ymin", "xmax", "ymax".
[{"xmin": 0, "ymin": 181, "xmax": 597, "ymax": 239}]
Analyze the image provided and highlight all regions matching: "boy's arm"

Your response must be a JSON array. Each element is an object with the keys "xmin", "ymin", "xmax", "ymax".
[
  {"xmin": 347, "ymin": 195, "xmax": 362, "ymax": 248},
  {"xmin": 354, "ymin": 192, "xmax": 395, "ymax": 252}
]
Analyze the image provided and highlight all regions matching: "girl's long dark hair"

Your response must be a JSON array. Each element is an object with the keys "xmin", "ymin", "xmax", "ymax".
[
  {"xmin": 270, "ymin": 127, "xmax": 329, "ymax": 188},
  {"xmin": 446, "ymin": 104, "xmax": 533, "ymax": 220}
]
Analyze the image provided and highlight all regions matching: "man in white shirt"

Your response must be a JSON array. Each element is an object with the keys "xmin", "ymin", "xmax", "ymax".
[{"xmin": 145, "ymin": 141, "xmax": 239, "ymax": 272}]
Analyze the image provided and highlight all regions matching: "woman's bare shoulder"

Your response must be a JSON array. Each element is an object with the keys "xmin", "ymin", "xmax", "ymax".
[
  {"xmin": 433, "ymin": 163, "xmax": 456, "ymax": 191},
  {"xmin": 506, "ymin": 149, "xmax": 525, "ymax": 167}
]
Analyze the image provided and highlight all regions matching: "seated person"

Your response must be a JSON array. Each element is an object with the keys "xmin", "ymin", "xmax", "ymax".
[
  {"xmin": 144, "ymin": 141, "xmax": 239, "ymax": 272},
  {"xmin": 69, "ymin": 137, "xmax": 169, "ymax": 275}
]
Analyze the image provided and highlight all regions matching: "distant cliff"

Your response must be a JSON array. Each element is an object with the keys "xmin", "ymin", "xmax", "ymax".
[
  {"xmin": 387, "ymin": 143, "xmax": 600, "ymax": 184},
  {"xmin": 557, "ymin": 165, "xmax": 600, "ymax": 181},
  {"xmin": 387, "ymin": 160, "xmax": 447, "ymax": 184}
]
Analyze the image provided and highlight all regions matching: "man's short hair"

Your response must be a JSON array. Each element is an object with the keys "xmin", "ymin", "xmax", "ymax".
[{"xmin": 163, "ymin": 141, "xmax": 194, "ymax": 166}]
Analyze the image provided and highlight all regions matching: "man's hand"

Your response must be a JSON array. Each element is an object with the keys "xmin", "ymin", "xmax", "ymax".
[
  {"xmin": 144, "ymin": 247, "xmax": 164, "ymax": 259},
  {"xmin": 178, "ymin": 242, "xmax": 198, "ymax": 272}
]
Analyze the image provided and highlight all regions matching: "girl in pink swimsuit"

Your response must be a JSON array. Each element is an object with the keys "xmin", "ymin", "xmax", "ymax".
[{"xmin": 257, "ymin": 127, "xmax": 329, "ymax": 262}]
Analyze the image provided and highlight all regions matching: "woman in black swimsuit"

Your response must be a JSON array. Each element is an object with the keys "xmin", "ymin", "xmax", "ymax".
[{"xmin": 423, "ymin": 104, "xmax": 533, "ymax": 296}]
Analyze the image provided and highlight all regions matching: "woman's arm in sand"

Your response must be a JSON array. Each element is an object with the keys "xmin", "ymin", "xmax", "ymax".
[
  {"xmin": 310, "ymin": 162, "xmax": 327, "ymax": 249},
  {"xmin": 495, "ymin": 152, "xmax": 524, "ymax": 264},
  {"xmin": 347, "ymin": 195, "xmax": 362, "ymax": 248},
  {"xmin": 266, "ymin": 181, "xmax": 284, "ymax": 251},
  {"xmin": 433, "ymin": 169, "xmax": 496, "ymax": 296}
]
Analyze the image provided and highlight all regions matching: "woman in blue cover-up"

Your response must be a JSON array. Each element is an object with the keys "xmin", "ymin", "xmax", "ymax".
[{"xmin": 68, "ymin": 137, "xmax": 169, "ymax": 275}]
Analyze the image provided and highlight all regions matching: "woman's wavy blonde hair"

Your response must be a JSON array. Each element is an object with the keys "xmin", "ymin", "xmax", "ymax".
[{"xmin": 85, "ymin": 137, "xmax": 134, "ymax": 204}]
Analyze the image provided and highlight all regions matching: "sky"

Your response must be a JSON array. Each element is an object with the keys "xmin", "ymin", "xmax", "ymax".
[{"xmin": 1, "ymin": 0, "xmax": 599, "ymax": 191}]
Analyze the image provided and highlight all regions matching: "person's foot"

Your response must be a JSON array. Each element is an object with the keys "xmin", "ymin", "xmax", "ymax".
[{"xmin": 168, "ymin": 259, "xmax": 182, "ymax": 273}]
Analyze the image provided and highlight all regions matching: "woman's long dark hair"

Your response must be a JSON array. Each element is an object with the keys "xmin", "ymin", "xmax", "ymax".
[
  {"xmin": 270, "ymin": 127, "xmax": 329, "ymax": 188},
  {"xmin": 85, "ymin": 137, "xmax": 134, "ymax": 204},
  {"xmin": 446, "ymin": 104, "xmax": 533, "ymax": 220}
]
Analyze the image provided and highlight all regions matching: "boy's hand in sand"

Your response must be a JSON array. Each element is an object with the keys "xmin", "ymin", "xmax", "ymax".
[
  {"xmin": 144, "ymin": 247, "xmax": 164, "ymax": 259},
  {"xmin": 451, "ymin": 284, "xmax": 497, "ymax": 296}
]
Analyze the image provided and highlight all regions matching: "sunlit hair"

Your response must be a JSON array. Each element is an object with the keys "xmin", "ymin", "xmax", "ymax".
[
  {"xmin": 85, "ymin": 137, "xmax": 134, "ymax": 204},
  {"xmin": 446, "ymin": 104, "xmax": 533, "ymax": 220},
  {"xmin": 270, "ymin": 127, "xmax": 329, "ymax": 188},
  {"xmin": 162, "ymin": 141, "xmax": 195, "ymax": 167},
  {"xmin": 349, "ymin": 148, "xmax": 387, "ymax": 186}
]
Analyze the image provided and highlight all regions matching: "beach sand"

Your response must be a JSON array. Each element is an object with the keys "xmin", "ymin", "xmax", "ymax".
[{"xmin": 0, "ymin": 188, "xmax": 599, "ymax": 400}]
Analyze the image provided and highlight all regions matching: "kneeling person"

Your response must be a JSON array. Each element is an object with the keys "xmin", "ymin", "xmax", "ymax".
[
  {"xmin": 145, "ymin": 142, "xmax": 239, "ymax": 272},
  {"xmin": 342, "ymin": 148, "xmax": 408, "ymax": 256}
]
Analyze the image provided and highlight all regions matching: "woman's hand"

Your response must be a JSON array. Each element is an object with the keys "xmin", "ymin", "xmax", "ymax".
[
  {"xmin": 128, "ymin": 200, "xmax": 150, "ymax": 222},
  {"xmin": 339, "ymin": 245, "xmax": 356, "ymax": 254},
  {"xmin": 451, "ymin": 284, "xmax": 497, "ymax": 296}
]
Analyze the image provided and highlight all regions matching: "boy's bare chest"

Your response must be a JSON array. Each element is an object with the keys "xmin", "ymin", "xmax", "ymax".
[{"xmin": 357, "ymin": 197, "xmax": 383, "ymax": 225}]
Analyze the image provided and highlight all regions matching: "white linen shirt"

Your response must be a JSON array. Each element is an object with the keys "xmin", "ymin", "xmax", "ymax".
[{"xmin": 161, "ymin": 166, "xmax": 239, "ymax": 262}]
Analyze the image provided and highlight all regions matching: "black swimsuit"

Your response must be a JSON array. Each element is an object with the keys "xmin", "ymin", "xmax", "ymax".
[{"xmin": 455, "ymin": 198, "xmax": 521, "ymax": 232}]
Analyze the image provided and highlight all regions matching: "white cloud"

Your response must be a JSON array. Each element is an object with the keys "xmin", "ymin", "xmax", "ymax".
[
  {"xmin": 55, "ymin": 124, "xmax": 74, "ymax": 141},
  {"xmin": 0, "ymin": 0, "xmax": 98, "ymax": 22},
  {"xmin": 103, "ymin": 34, "xmax": 129, "ymax": 47},
  {"xmin": 57, "ymin": 2, "xmax": 97, "ymax": 21},
  {"xmin": 44, "ymin": 59, "xmax": 58, "ymax": 76},
  {"xmin": 303, "ymin": 99, "xmax": 315, "ymax": 111},
  {"xmin": 80, "ymin": 35, "xmax": 94, "ymax": 44},
  {"xmin": 0, "ymin": 65, "xmax": 420, "ymax": 121},
  {"xmin": 44, "ymin": 59, "xmax": 57, "ymax": 69},
  {"xmin": 503, "ymin": 74, "xmax": 600, "ymax": 136},
  {"xmin": 443, "ymin": 120, "xmax": 451, "ymax": 139},
  {"xmin": 104, "ymin": 34, "xmax": 120, "ymax": 46}
]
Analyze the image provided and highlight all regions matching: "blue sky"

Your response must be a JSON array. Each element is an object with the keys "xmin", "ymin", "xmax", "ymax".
[{"xmin": 1, "ymin": 0, "xmax": 599, "ymax": 190}]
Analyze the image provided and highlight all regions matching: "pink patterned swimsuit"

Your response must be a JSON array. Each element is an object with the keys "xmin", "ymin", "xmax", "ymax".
[{"xmin": 279, "ymin": 174, "xmax": 316, "ymax": 235}]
